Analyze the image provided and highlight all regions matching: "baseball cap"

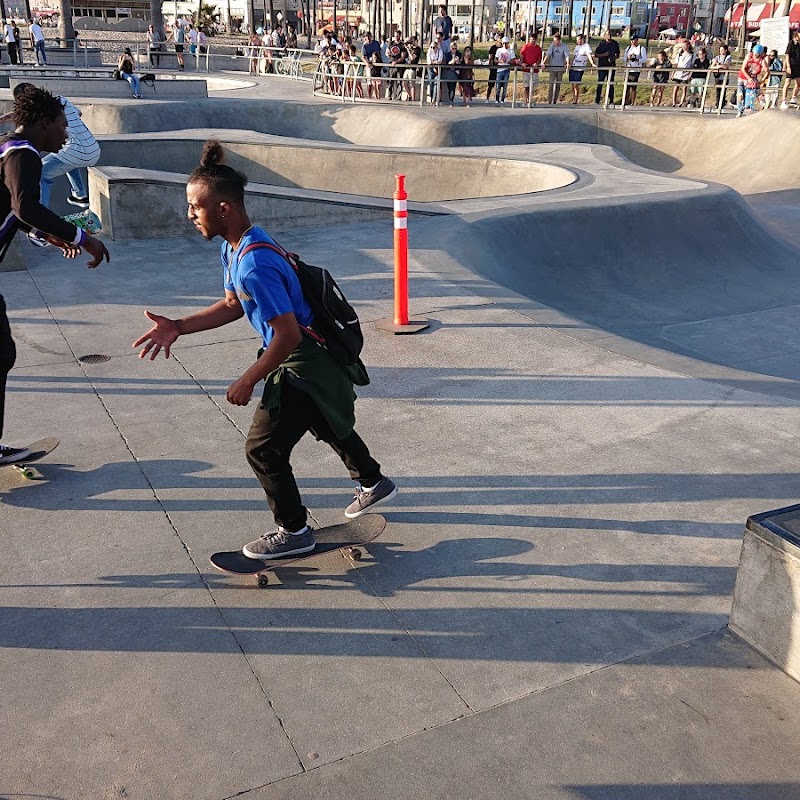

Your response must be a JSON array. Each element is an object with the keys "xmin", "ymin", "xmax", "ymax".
[{"xmin": 502, "ymin": 36, "xmax": 510, "ymax": 42}]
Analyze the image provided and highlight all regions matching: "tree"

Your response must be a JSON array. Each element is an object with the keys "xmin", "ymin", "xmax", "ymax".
[
  {"xmin": 150, "ymin": 0, "xmax": 164, "ymax": 36},
  {"xmin": 58, "ymin": 0, "xmax": 76, "ymax": 43}
]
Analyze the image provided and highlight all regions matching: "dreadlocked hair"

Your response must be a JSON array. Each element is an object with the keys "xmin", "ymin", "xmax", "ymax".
[
  {"xmin": 188, "ymin": 140, "xmax": 248, "ymax": 204},
  {"xmin": 12, "ymin": 85, "xmax": 64, "ymax": 128}
]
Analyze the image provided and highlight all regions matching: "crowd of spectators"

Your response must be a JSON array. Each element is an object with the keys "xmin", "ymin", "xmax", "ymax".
[{"xmin": 312, "ymin": 23, "xmax": 800, "ymax": 115}]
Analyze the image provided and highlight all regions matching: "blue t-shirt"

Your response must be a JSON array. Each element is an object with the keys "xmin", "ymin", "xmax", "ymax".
[{"xmin": 222, "ymin": 226, "xmax": 313, "ymax": 348}]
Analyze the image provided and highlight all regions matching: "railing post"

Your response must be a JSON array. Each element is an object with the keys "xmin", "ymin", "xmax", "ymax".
[{"xmin": 512, "ymin": 66, "xmax": 517, "ymax": 108}]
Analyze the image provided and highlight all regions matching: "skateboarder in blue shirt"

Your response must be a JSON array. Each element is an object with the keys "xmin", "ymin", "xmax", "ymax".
[{"xmin": 133, "ymin": 140, "xmax": 397, "ymax": 559}]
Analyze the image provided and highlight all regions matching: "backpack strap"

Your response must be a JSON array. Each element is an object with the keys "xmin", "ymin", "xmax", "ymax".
[{"xmin": 234, "ymin": 240, "xmax": 326, "ymax": 348}]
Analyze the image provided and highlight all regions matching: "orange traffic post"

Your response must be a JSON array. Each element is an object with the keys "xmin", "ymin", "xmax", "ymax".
[{"xmin": 375, "ymin": 174, "xmax": 429, "ymax": 336}]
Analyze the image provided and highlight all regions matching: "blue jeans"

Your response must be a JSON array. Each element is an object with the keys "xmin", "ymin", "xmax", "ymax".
[
  {"xmin": 737, "ymin": 78, "xmax": 754, "ymax": 112},
  {"xmin": 122, "ymin": 72, "xmax": 141, "ymax": 96},
  {"xmin": 40, "ymin": 154, "xmax": 88, "ymax": 208},
  {"xmin": 427, "ymin": 67, "xmax": 441, "ymax": 102},
  {"xmin": 495, "ymin": 69, "xmax": 510, "ymax": 102},
  {"xmin": 34, "ymin": 39, "xmax": 46, "ymax": 64}
]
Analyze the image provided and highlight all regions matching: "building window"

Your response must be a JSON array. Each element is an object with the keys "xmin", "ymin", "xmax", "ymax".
[
  {"xmin": 611, "ymin": 5, "xmax": 625, "ymax": 14},
  {"xmin": 669, "ymin": 6, "xmax": 675, "ymax": 13},
  {"xmin": 554, "ymin": 5, "xmax": 562, "ymax": 13}
]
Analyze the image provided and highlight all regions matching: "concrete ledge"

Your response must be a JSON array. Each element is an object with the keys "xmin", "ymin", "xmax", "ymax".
[
  {"xmin": 730, "ymin": 505, "xmax": 800, "ymax": 682},
  {"xmin": 88, "ymin": 166, "xmax": 447, "ymax": 240},
  {"xmin": 0, "ymin": 47, "xmax": 103, "ymax": 67},
  {"xmin": 10, "ymin": 76, "xmax": 208, "ymax": 99}
]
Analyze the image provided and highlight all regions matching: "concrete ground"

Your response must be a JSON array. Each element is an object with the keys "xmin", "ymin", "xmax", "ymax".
[{"xmin": 3, "ymin": 74, "xmax": 800, "ymax": 800}]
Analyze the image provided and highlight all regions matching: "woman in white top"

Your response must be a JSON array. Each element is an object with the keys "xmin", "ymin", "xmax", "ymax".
[
  {"xmin": 671, "ymin": 40, "xmax": 694, "ymax": 106},
  {"xmin": 569, "ymin": 34, "xmax": 596, "ymax": 104},
  {"xmin": 427, "ymin": 37, "xmax": 444, "ymax": 104},
  {"xmin": 710, "ymin": 44, "xmax": 732, "ymax": 109}
]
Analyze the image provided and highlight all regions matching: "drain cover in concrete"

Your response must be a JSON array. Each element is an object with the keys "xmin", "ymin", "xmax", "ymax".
[{"xmin": 78, "ymin": 354, "xmax": 111, "ymax": 364}]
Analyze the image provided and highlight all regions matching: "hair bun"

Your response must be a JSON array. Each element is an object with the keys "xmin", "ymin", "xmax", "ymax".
[{"xmin": 200, "ymin": 139, "xmax": 225, "ymax": 168}]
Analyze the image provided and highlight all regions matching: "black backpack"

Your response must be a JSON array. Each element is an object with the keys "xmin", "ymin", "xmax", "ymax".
[{"xmin": 238, "ymin": 241, "xmax": 363, "ymax": 366}]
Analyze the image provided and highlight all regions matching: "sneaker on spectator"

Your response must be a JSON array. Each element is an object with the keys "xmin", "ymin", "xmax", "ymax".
[
  {"xmin": 344, "ymin": 477, "xmax": 398, "ymax": 519},
  {"xmin": 780, "ymin": 101, "xmax": 789, "ymax": 109},
  {"xmin": 67, "ymin": 194, "xmax": 90, "ymax": 208},
  {"xmin": 27, "ymin": 231, "xmax": 49, "ymax": 247},
  {"xmin": 242, "ymin": 526, "xmax": 316, "ymax": 560},
  {"xmin": 0, "ymin": 444, "xmax": 32, "ymax": 464}
]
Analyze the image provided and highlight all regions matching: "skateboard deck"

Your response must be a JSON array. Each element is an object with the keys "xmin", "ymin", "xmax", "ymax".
[
  {"xmin": 0, "ymin": 437, "xmax": 60, "ymax": 479},
  {"xmin": 210, "ymin": 513, "xmax": 386, "ymax": 587},
  {"xmin": 64, "ymin": 210, "xmax": 102, "ymax": 234}
]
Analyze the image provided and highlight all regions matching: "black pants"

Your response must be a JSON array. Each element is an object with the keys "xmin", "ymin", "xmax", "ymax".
[
  {"xmin": 7, "ymin": 42, "xmax": 18, "ymax": 65},
  {"xmin": 486, "ymin": 67, "xmax": 496, "ymax": 98},
  {"xmin": 245, "ymin": 379, "xmax": 382, "ymax": 532},
  {"xmin": 596, "ymin": 68, "xmax": 616, "ymax": 103},
  {"xmin": 0, "ymin": 294, "xmax": 17, "ymax": 440}
]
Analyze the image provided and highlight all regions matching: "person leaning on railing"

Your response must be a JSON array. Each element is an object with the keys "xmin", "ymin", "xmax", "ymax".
[
  {"xmin": 569, "ymin": 34, "xmax": 596, "ymax": 105},
  {"xmin": 427, "ymin": 36, "xmax": 444, "ymax": 104},
  {"xmin": 688, "ymin": 47, "xmax": 710, "ymax": 109},
  {"xmin": 671, "ymin": 40, "xmax": 694, "ymax": 107},
  {"xmin": 594, "ymin": 30, "xmax": 619, "ymax": 105},
  {"xmin": 543, "ymin": 33, "xmax": 570, "ymax": 104},
  {"xmin": 710, "ymin": 44, "xmax": 731, "ymax": 109},
  {"xmin": 622, "ymin": 34, "xmax": 647, "ymax": 106},
  {"xmin": 404, "ymin": 37, "xmax": 422, "ymax": 102},
  {"xmin": 650, "ymin": 50, "xmax": 671, "ymax": 107},
  {"xmin": 520, "ymin": 35, "xmax": 542, "ymax": 105},
  {"xmin": 458, "ymin": 46, "xmax": 476, "ymax": 107}
]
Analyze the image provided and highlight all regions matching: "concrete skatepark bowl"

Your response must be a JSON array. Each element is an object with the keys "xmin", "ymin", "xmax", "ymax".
[
  {"xmin": 4, "ymin": 80, "xmax": 800, "ymax": 800},
  {"xmin": 77, "ymin": 99, "xmax": 800, "ymax": 388}
]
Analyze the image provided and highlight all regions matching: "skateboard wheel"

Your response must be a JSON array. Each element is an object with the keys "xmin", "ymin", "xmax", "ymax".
[
  {"xmin": 348, "ymin": 547, "xmax": 363, "ymax": 561},
  {"xmin": 257, "ymin": 574, "xmax": 270, "ymax": 587}
]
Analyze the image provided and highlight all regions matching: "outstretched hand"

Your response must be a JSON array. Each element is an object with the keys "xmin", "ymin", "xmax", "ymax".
[
  {"xmin": 133, "ymin": 310, "xmax": 180, "ymax": 360},
  {"xmin": 82, "ymin": 235, "xmax": 110, "ymax": 268}
]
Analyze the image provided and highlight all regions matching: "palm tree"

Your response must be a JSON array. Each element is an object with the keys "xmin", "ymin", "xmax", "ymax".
[
  {"xmin": 58, "ymin": 0, "xmax": 76, "ymax": 44},
  {"xmin": 150, "ymin": 0, "xmax": 164, "ymax": 36}
]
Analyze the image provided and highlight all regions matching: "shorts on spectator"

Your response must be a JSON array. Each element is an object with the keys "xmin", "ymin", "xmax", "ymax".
[
  {"xmin": 568, "ymin": 69, "xmax": 584, "ymax": 83},
  {"xmin": 689, "ymin": 77, "xmax": 705, "ymax": 94},
  {"xmin": 673, "ymin": 76, "xmax": 689, "ymax": 84},
  {"xmin": 626, "ymin": 72, "xmax": 640, "ymax": 83},
  {"xmin": 403, "ymin": 68, "xmax": 417, "ymax": 81},
  {"xmin": 175, "ymin": 44, "xmax": 184, "ymax": 52},
  {"xmin": 523, "ymin": 70, "xmax": 539, "ymax": 88}
]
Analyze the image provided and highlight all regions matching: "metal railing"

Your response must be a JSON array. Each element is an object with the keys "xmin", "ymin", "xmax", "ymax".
[
  {"xmin": 143, "ymin": 41, "xmax": 317, "ymax": 77},
  {"xmin": 312, "ymin": 60, "xmax": 782, "ymax": 116}
]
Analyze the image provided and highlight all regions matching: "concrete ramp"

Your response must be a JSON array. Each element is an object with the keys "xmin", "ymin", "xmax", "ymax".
[{"xmin": 414, "ymin": 180, "xmax": 800, "ymax": 388}]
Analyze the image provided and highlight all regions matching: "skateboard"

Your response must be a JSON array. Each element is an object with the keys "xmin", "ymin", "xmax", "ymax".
[
  {"xmin": 64, "ymin": 209, "xmax": 102, "ymax": 234},
  {"xmin": 0, "ymin": 437, "xmax": 59, "ymax": 479},
  {"xmin": 210, "ymin": 513, "xmax": 386, "ymax": 587}
]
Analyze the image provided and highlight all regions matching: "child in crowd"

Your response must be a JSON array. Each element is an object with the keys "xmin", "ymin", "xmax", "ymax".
[
  {"xmin": 650, "ymin": 50, "xmax": 671, "ymax": 106},
  {"xmin": 459, "ymin": 46, "xmax": 475, "ymax": 106}
]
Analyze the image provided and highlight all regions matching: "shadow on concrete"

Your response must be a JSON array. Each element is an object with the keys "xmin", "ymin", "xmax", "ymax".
[
  {"xmin": 569, "ymin": 784, "xmax": 800, "ymax": 799},
  {"xmin": 0, "ymin": 462, "xmax": 794, "ymax": 529},
  {"xmin": 0, "ymin": 602, "xmax": 733, "ymax": 663}
]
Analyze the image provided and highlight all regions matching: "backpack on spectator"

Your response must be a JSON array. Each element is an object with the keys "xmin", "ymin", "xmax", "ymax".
[{"xmin": 238, "ymin": 241, "xmax": 364, "ymax": 367}]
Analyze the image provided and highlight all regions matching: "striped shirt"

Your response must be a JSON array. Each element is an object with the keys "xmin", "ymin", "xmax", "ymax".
[{"xmin": 56, "ymin": 96, "xmax": 101, "ymax": 168}]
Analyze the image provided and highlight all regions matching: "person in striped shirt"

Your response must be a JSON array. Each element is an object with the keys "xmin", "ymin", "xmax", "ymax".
[
  {"xmin": 0, "ymin": 84, "xmax": 101, "ymax": 211},
  {"xmin": 0, "ymin": 85, "xmax": 108, "ymax": 463}
]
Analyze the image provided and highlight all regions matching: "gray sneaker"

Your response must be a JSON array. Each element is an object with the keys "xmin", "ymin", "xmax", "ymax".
[
  {"xmin": 344, "ymin": 477, "xmax": 398, "ymax": 519},
  {"xmin": 242, "ymin": 526, "xmax": 316, "ymax": 560},
  {"xmin": 0, "ymin": 444, "xmax": 32, "ymax": 464}
]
